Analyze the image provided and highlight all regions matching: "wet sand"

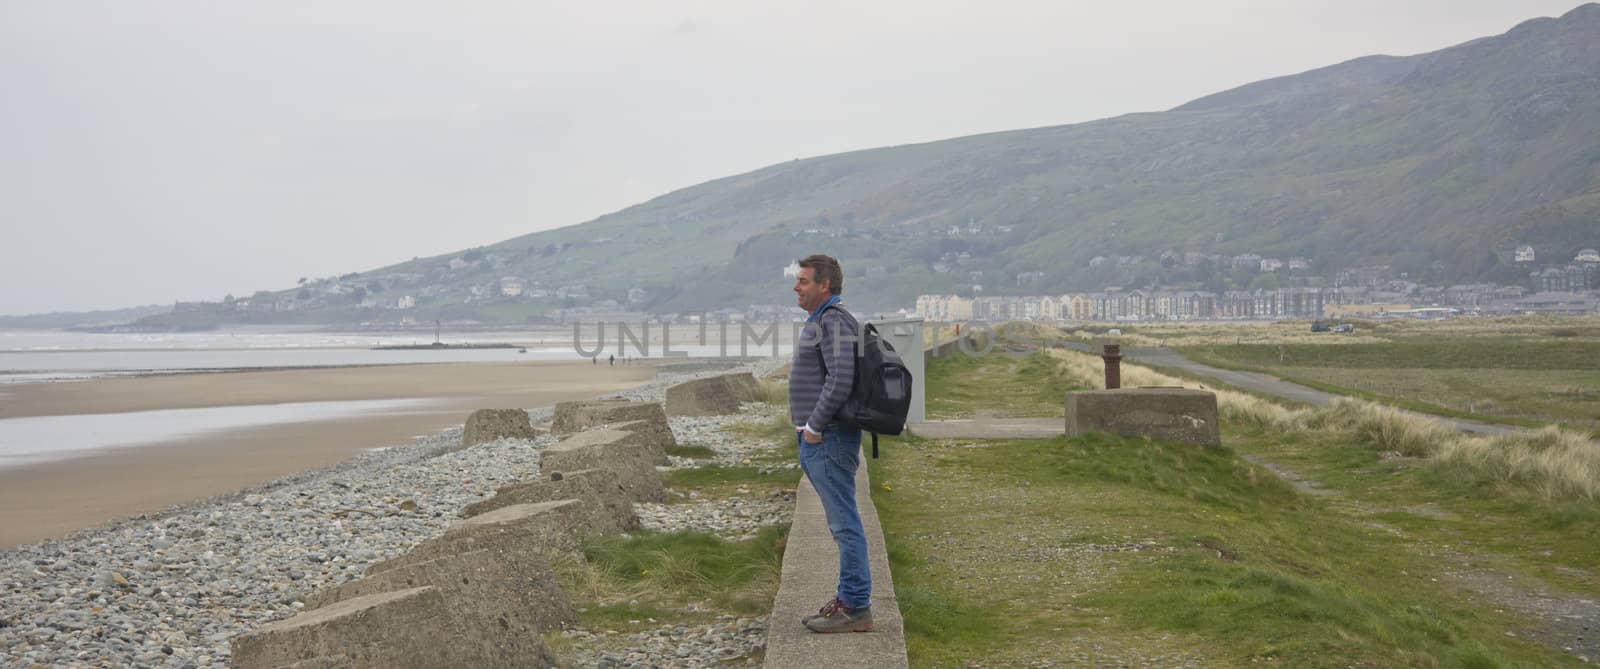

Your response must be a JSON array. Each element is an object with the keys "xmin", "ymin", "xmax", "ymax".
[{"xmin": 0, "ymin": 360, "xmax": 655, "ymax": 549}]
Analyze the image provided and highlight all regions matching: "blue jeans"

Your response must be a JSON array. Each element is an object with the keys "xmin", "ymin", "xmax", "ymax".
[{"xmin": 797, "ymin": 425, "xmax": 872, "ymax": 610}]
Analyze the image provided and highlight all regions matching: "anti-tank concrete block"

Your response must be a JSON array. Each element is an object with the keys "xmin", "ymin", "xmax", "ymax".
[
  {"xmin": 461, "ymin": 409, "xmax": 542, "ymax": 447},
  {"xmin": 231, "ymin": 586, "xmax": 547, "ymax": 669},
  {"xmin": 540, "ymin": 428, "xmax": 666, "ymax": 502},
  {"xmin": 300, "ymin": 548, "xmax": 573, "ymax": 653},
  {"xmin": 611, "ymin": 418, "xmax": 676, "ymax": 464},
  {"xmin": 367, "ymin": 500, "xmax": 602, "ymax": 576},
  {"xmin": 463, "ymin": 468, "xmax": 638, "ymax": 533},
  {"xmin": 551, "ymin": 399, "xmax": 668, "ymax": 435},
  {"xmin": 664, "ymin": 373, "xmax": 763, "ymax": 416}
]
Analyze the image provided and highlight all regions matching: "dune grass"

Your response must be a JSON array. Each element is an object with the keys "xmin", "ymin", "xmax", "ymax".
[
  {"xmin": 1038, "ymin": 347, "xmax": 1600, "ymax": 507},
  {"xmin": 869, "ymin": 431, "xmax": 1584, "ymax": 667},
  {"xmin": 884, "ymin": 348, "xmax": 1599, "ymax": 666}
]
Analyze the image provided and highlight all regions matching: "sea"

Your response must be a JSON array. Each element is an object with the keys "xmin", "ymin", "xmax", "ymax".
[{"xmin": 0, "ymin": 326, "xmax": 777, "ymax": 469}]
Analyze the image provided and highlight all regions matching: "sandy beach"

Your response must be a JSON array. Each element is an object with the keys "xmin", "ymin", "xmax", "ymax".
[{"xmin": 0, "ymin": 360, "xmax": 656, "ymax": 549}]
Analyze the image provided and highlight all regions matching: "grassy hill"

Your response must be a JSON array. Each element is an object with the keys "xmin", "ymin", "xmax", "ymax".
[{"xmin": 145, "ymin": 4, "xmax": 1600, "ymax": 325}]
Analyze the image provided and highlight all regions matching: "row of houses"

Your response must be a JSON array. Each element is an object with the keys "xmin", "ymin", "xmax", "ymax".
[
  {"xmin": 1532, "ymin": 264, "xmax": 1599, "ymax": 293},
  {"xmin": 917, "ymin": 281, "xmax": 1600, "ymax": 322},
  {"xmin": 916, "ymin": 287, "xmax": 1359, "ymax": 322}
]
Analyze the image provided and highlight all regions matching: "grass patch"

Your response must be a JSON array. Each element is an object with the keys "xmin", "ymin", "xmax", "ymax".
[
  {"xmin": 665, "ymin": 444, "xmax": 717, "ymax": 459},
  {"xmin": 1181, "ymin": 339, "xmax": 1600, "ymax": 429},
  {"xmin": 1182, "ymin": 340, "xmax": 1600, "ymax": 371},
  {"xmin": 553, "ymin": 527, "xmax": 790, "ymax": 633},
  {"xmin": 871, "ymin": 432, "xmax": 1587, "ymax": 667},
  {"xmin": 579, "ymin": 527, "xmax": 788, "ymax": 615},
  {"xmin": 1225, "ymin": 417, "xmax": 1600, "ymax": 595},
  {"xmin": 925, "ymin": 349, "xmax": 1090, "ymax": 418},
  {"xmin": 881, "ymin": 322, "xmax": 1596, "ymax": 664},
  {"xmin": 664, "ymin": 465, "xmax": 800, "ymax": 489},
  {"xmin": 725, "ymin": 410, "xmax": 797, "ymax": 442}
]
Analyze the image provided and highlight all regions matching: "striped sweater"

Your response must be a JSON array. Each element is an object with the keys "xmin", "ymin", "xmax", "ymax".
[{"xmin": 788, "ymin": 301, "xmax": 859, "ymax": 433}]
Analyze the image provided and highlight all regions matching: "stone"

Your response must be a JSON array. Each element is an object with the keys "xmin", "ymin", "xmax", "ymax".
[
  {"xmin": 300, "ymin": 549, "xmax": 573, "ymax": 656},
  {"xmin": 229, "ymin": 587, "xmax": 554, "ymax": 669},
  {"xmin": 1064, "ymin": 388, "xmax": 1221, "ymax": 447},
  {"xmin": 550, "ymin": 400, "xmax": 668, "ymax": 435},
  {"xmin": 609, "ymin": 419, "xmax": 675, "ymax": 465},
  {"xmin": 366, "ymin": 501, "xmax": 605, "ymax": 576},
  {"xmin": 461, "ymin": 409, "xmax": 541, "ymax": 447},
  {"xmin": 462, "ymin": 468, "xmax": 639, "ymax": 533},
  {"xmin": 664, "ymin": 373, "xmax": 763, "ymax": 417},
  {"xmin": 540, "ymin": 429, "xmax": 667, "ymax": 503}
]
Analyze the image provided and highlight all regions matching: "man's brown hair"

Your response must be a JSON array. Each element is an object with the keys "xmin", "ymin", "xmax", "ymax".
[{"xmin": 797, "ymin": 254, "xmax": 844, "ymax": 295}]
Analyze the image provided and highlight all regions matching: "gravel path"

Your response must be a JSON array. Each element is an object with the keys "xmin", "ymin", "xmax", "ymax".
[{"xmin": 0, "ymin": 357, "xmax": 790, "ymax": 669}]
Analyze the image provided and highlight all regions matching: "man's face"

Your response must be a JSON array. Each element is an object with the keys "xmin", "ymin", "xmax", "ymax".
[{"xmin": 794, "ymin": 267, "xmax": 831, "ymax": 312}]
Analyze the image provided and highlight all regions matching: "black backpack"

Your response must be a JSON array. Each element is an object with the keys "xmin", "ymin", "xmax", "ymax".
[{"xmin": 819, "ymin": 304, "xmax": 914, "ymax": 458}]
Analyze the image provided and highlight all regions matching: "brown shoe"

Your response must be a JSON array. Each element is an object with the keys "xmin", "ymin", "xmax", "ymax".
[
  {"xmin": 804, "ymin": 604, "xmax": 873, "ymax": 633},
  {"xmin": 802, "ymin": 598, "xmax": 844, "ymax": 625}
]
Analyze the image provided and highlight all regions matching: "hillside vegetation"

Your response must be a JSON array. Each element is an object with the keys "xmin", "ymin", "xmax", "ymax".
[
  {"xmin": 380, "ymin": 4, "xmax": 1600, "ymax": 314},
  {"xmin": 136, "ymin": 4, "xmax": 1600, "ymax": 325}
]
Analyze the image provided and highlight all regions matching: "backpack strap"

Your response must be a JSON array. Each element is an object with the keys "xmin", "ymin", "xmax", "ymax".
[{"xmin": 871, "ymin": 432, "xmax": 879, "ymax": 459}]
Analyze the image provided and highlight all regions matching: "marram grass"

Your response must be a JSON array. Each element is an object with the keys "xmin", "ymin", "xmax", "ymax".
[{"xmin": 1042, "ymin": 348, "xmax": 1600, "ymax": 504}]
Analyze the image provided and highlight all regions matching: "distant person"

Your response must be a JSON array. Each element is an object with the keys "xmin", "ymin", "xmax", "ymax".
[
  {"xmin": 608, "ymin": 354, "xmax": 614, "ymax": 366},
  {"xmin": 788, "ymin": 253, "xmax": 871, "ymax": 633}
]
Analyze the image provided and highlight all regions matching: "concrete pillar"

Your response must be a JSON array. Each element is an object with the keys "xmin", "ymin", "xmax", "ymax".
[{"xmin": 868, "ymin": 317, "xmax": 925, "ymax": 424}]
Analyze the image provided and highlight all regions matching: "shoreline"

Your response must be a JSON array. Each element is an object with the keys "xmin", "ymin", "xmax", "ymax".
[{"xmin": 0, "ymin": 359, "xmax": 660, "ymax": 548}]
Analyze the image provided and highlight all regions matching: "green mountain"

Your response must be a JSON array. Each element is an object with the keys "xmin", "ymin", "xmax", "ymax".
[{"xmin": 152, "ymin": 4, "xmax": 1600, "ymax": 325}]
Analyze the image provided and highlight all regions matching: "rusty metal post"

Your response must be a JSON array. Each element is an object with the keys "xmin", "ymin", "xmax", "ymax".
[{"xmin": 1102, "ymin": 343, "xmax": 1122, "ymax": 389}]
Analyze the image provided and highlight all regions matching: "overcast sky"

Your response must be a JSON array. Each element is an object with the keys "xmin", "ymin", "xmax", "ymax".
[{"xmin": 0, "ymin": 1, "xmax": 1584, "ymax": 315}]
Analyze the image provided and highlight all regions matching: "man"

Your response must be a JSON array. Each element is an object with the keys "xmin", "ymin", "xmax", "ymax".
[{"xmin": 789, "ymin": 254, "xmax": 872, "ymax": 634}]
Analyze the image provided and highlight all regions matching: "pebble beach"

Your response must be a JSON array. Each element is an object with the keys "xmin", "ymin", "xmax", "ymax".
[{"xmin": 1, "ymin": 357, "xmax": 792, "ymax": 668}]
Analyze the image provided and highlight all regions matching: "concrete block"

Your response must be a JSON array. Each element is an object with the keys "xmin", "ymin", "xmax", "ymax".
[
  {"xmin": 611, "ymin": 418, "xmax": 676, "ymax": 464},
  {"xmin": 551, "ymin": 400, "xmax": 668, "ymax": 435},
  {"xmin": 462, "ymin": 409, "xmax": 542, "ymax": 447},
  {"xmin": 368, "ymin": 500, "xmax": 602, "ymax": 576},
  {"xmin": 262, "ymin": 656, "xmax": 350, "ymax": 669},
  {"xmin": 301, "ymin": 548, "xmax": 573, "ymax": 650},
  {"xmin": 463, "ymin": 468, "xmax": 639, "ymax": 533},
  {"xmin": 541, "ymin": 428, "xmax": 667, "ymax": 502},
  {"xmin": 1064, "ymin": 388, "xmax": 1221, "ymax": 447},
  {"xmin": 664, "ymin": 373, "xmax": 763, "ymax": 416},
  {"xmin": 231, "ymin": 586, "xmax": 552, "ymax": 669}
]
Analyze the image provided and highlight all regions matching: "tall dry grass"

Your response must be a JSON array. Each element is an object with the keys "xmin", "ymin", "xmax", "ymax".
[
  {"xmin": 1433, "ymin": 427, "xmax": 1600, "ymax": 502},
  {"xmin": 1301, "ymin": 400, "xmax": 1460, "ymax": 457},
  {"xmin": 758, "ymin": 379, "xmax": 788, "ymax": 406},
  {"xmin": 1041, "ymin": 347, "xmax": 1600, "ymax": 503}
]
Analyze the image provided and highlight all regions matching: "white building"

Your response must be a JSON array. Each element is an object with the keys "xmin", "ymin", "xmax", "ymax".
[
  {"xmin": 915, "ymin": 294, "xmax": 975, "ymax": 321},
  {"xmin": 1576, "ymin": 249, "xmax": 1600, "ymax": 263},
  {"xmin": 1515, "ymin": 245, "xmax": 1536, "ymax": 263},
  {"xmin": 499, "ymin": 277, "xmax": 524, "ymax": 297}
]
